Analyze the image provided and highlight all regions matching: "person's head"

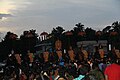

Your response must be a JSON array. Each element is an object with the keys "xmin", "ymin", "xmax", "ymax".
[
  {"xmin": 92, "ymin": 62, "xmax": 99, "ymax": 70},
  {"xmin": 53, "ymin": 67, "xmax": 59, "ymax": 76},
  {"xmin": 56, "ymin": 50, "xmax": 62, "ymax": 59},
  {"xmin": 69, "ymin": 46, "xmax": 72, "ymax": 50},
  {"xmin": 57, "ymin": 77, "xmax": 66, "ymax": 80},
  {"xmin": 43, "ymin": 51, "xmax": 49, "ymax": 62},
  {"xmin": 78, "ymin": 64, "xmax": 90, "ymax": 75}
]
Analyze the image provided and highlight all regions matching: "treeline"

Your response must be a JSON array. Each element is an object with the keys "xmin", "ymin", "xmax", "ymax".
[{"xmin": 0, "ymin": 21, "xmax": 120, "ymax": 61}]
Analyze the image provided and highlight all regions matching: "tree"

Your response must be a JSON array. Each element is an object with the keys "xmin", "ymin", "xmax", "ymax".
[
  {"xmin": 112, "ymin": 21, "xmax": 120, "ymax": 33},
  {"xmin": 75, "ymin": 23, "xmax": 84, "ymax": 32},
  {"xmin": 72, "ymin": 23, "xmax": 86, "ymax": 41},
  {"xmin": 51, "ymin": 26, "xmax": 65, "ymax": 39},
  {"xmin": 4, "ymin": 32, "xmax": 18, "ymax": 51},
  {"xmin": 102, "ymin": 26, "xmax": 111, "ymax": 33},
  {"xmin": 102, "ymin": 21, "xmax": 120, "ymax": 49},
  {"xmin": 0, "ymin": 32, "xmax": 18, "ymax": 60},
  {"xmin": 85, "ymin": 27, "xmax": 96, "ymax": 40},
  {"xmin": 20, "ymin": 29, "xmax": 38, "ymax": 54}
]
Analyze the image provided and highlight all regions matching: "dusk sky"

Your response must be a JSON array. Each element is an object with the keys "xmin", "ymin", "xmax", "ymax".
[{"xmin": 0, "ymin": 0, "xmax": 120, "ymax": 37}]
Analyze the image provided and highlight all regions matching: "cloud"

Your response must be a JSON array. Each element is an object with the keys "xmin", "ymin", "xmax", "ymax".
[
  {"xmin": 0, "ymin": 0, "xmax": 31, "ymax": 15},
  {"xmin": 0, "ymin": 0, "xmax": 120, "ymax": 36},
  {"xmin": 0, "ymin": 27, "xmax": 11, "ymax": 32},
  {"xmin": 0, "ymin": 13, "xmax": 13, "ymax": 20}
]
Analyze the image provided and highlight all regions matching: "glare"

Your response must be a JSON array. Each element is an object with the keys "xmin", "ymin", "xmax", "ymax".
[
  {"xmin": 0, "ymin": 0, "xmax": 16, "ymax": 21},
  {"xmin": 0, "ymin": 1, "xmax": 16, "ymax": 14}
]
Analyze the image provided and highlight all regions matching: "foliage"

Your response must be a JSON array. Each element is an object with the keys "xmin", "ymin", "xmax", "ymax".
[{"xmin": 0, "ymin": 21, "xmax": 120, "ymax": 60}]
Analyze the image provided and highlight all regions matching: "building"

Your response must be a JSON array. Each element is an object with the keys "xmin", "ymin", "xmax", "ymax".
[{"xmin": 77, "ymin": 40, "xmax": 108, "ymax": 54}]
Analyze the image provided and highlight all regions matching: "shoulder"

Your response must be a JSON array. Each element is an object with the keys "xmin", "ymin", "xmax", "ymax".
[{"xmin": 83, "ymin": 74, "xmax": 97, "ymax": 80}]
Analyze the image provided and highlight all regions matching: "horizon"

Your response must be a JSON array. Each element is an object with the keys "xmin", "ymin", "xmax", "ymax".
[{"xmin": 0, "ymin": 21, "xmax": 119, "ymax": 41}]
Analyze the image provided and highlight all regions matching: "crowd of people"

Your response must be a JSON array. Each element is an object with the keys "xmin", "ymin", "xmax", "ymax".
[{"xmin": 0, "ymin": 40, "xmax": 120, "ymax": 80}]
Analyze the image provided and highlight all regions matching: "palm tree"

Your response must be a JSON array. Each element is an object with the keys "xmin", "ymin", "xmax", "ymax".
[
  {"xmin": 51, "ymin": 26, "xmax": 65, "ymax": 39},
  {"xmin": 102, "ymin": 26, "xmax": 111, "ymax": 33},
  {"xmin": 74, "ymin": 23, "xmax": 84, "ymax": 33},
  {"xmin": 50, "ymin": 26, "xmax": 65, "ymax": 49},
  {"xmin": 112, "ymin": 21, "xmax": 120, "ymax": 33},
  {"xmin": 72, "ymin": 23, "xmax": 85, "ymax": 41}
]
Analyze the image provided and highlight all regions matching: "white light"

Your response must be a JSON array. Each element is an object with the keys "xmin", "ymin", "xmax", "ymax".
[{"xmin": 109, "ymin": 44, "xmax": 111, "ymax": 51}]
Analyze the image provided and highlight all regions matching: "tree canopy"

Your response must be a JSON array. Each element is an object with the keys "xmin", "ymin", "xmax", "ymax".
[{"xmin": 0, "ymin": 21, "xmax": 120, "ymax": 60}]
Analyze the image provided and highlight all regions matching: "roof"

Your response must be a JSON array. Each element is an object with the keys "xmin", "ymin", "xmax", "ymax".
[
  {"xmin": 40, "ymin": 32, "xmax": 48, "ymax": 36},
  {"xmin": 65, "ymin": 31, "xmax": 73, "ymax": 36}
]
